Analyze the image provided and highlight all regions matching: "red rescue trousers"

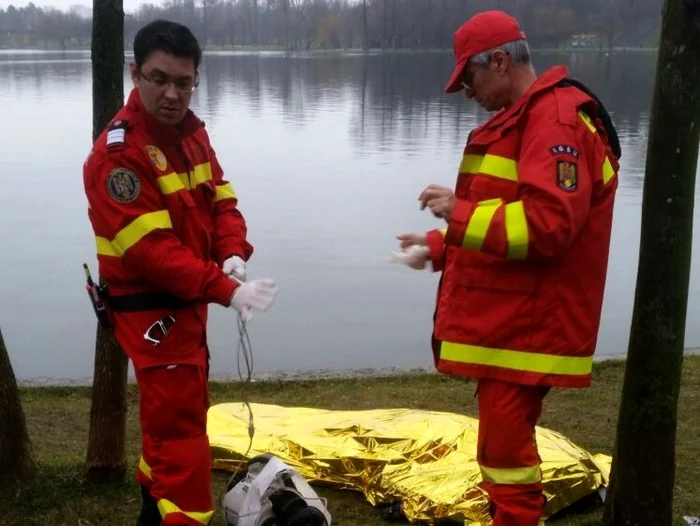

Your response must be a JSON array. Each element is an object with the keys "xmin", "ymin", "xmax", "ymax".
[
  {"xmin": 114, "ymin": 307, "xmax": 214, "ymax": 526},
  {"xmin": 476, "ymin": 378, "xmax": 550, "ymax": 526}
]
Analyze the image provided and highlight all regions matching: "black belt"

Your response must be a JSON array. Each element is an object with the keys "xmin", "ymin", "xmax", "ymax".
[{"xmin": 107, "ymin": 292, "xmax": 189, "ymax": 312}]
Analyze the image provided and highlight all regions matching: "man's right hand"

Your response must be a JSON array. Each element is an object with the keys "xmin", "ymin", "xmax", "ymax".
[
  {"xmin": 230, "ymin": 279, "xmax": 279, "ymax": 322},
  {"xmin": 390, "ymin": 245, "xmax": 430, "ymax": 270},
  {"xmin": 396, "ymin": 232, "xmax": 428, "ymax": 248}
]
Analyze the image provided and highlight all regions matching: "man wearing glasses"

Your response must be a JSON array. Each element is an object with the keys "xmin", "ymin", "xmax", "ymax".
[
  {"xmin": 83, "ymin": 20, "xmax": 278, "ymax": 526},
  {"xmin": 394, "ymin": 10, "xmax": 620, "ymax": 525}
]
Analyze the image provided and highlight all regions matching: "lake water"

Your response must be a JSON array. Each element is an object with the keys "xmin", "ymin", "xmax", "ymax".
[{"xmin": 1, "ymin": 49, "xmax": 698, "ymax": 384}]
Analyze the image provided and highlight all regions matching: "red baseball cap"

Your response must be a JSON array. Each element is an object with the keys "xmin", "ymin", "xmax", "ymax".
[{"xmin": 444, "ymin": 10, "xmax": 526, "ymax": 94}]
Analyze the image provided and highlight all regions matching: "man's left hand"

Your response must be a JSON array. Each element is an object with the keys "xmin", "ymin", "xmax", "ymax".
[
  {"xmin": 418, "ymin": 184, "xmax": 455, "ymax": 221},
  {"xmin": 223, "ymin": 256, "xmax": 247, "ymax": 282}
]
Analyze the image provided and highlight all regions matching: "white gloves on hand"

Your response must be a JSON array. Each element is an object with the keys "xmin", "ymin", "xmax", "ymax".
[
  {"xmin": 223, "ymin": 256, "xmax": 247, "ymax": 282},
  {"xmin": 230, "ymin": 279, "xmax": 279, "ymax": 322},
  {"xmin": 390, "ymin": 245, "xmax": 430, "ymax": 270}
]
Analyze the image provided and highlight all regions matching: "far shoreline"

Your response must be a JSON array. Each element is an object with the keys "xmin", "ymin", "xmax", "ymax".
[
  {"xmin": 0, "ymin": 46, "xmax": 659, "ymax": 54},
  {"xmin": 16, "ymin": 347, "xmax": 700, "ymax": 387}
]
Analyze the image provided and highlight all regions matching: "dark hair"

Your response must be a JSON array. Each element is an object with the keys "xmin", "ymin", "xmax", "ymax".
[{"xmin": 133, "ymin": 20, "xmax": 202, "ymax": 71}]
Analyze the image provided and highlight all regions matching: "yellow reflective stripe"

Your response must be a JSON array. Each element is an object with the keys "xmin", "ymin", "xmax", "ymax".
[
  {"xmin": 157, "ymin": 172, "xmax": 187, "ymax": 195},
  {"xmin": 157, "ymin": 163, "xmax": 212, "ymax": 194},
  {"xmin": 505, "ymin": 201, "xmax": 529, "ymax": 259},
  {"xmin": 110, "ymin": 210, "xmax": 172, "ymax": 255},
  {"xmin": 578, "ymin": 111, "xmax": 597, "ymax": 134},
  {"xmin": 460, "ymin": 154, "xmax": 518, "ymax": 181},
  {"xmin": 191, "ymin": 162, "xmax": 213, "ymax": 188},
  {"xmin": 440, "ymin": 341, "xmax": 593, "ymax": 376},
  {"xmin": 95, "ymin": 236, "xmax": 119, "ymax": 257},
  {"xmin": 480, "ymin": 464, "xmax": 542, "ymax": 484},
  {"xmin": 138, "ymin": 456, "xmax": 153, "ymax": 480},
  {"xmin": 158, "ymin": 499, "xmax": 213, "ymax": 525},
  {"xmin": 459, "ymin": 154, "xmax": 482, "ymax": 173},
  {"xmin": 462, "ymin": 198, "xmax": 502, "ymax": 250},
  {"xmin": 215, "ymin": 183, "xmax": 237, "ymax": 202},
  {"xmin": 603, "ymin": 156, "xmax": 615, "ymax": 184},
  {"xmin": 579, "ymin": 112, "xmax": 617, "ymax": 185},
  {"xmin": 439, "ymin": 228, "xmax": 447, "ymax": 238}
]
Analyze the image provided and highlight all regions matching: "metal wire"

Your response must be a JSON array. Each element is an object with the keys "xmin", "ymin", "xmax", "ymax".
[
  {"xmin": 236, "ymin": 310, "xmax": 255, "ymax": 459},
  {"xmin": 230, "ymin": 273, "xmax": 256, "ymax": 461}
]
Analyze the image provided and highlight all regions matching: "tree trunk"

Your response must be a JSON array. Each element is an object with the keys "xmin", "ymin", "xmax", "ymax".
[
  {"xmin": 201, "ymin": 0, "xmax": 209, "ymax": 47},
  {"xmin": 424, "ymin": 0, "xmax": 432, "ymax": 49},
  {"xmin": 603, "ymin": 1, "xmax": 700, "ymax": 524},
  {"xmin": 362, "ymin": 0, "xmax": 368, "ymax": 50},
  {"xmin": 91, "ymin": 0, "xmax": 125, "ymax": 144},
  {"xmin": 382, "ymin": 0, "xmax": 387, "ymax": 49},
  {"xmin": 86, "ymin": 0, "xmax": 129, "ymax": 485},
  {"xmin": 440, "ymin": 0, "xmax": 447, "ymax": 50},
  {"xmin": 253, "ymin": 0, "xmax": 259, "ymax": 46},
  {"xmin": 0, "ymin": 327, "xmax": 36, "ymax": 495},
  {"xmin": 283, "ymin": 0, "xmax": 290, "ymax": 50}
]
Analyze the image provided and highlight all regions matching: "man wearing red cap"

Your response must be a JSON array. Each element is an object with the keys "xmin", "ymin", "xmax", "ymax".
[{"xmin": 394, "ymin": 10, "xmax": 621, "ymax": 526}]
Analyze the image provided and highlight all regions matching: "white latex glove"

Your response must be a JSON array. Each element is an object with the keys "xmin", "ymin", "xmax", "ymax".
[
  {"xmin": 230, "ymin": 279, "xmax": 279, "ymax": 322},
  {"xmin": 390, "ymin": 245, "xmax": 430, "ymax": 270},
  {"xmin": 223, "ymin": 256, "xmax": 247, "ymax": 282}
]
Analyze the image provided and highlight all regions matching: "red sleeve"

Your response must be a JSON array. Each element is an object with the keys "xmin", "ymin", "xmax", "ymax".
[
  {"xmin": 443, "ymin": 124, "xmax": 593, "ymax": 260},
  {"xmin": 205, "ymin": 135, "xmax": 254, "ymax": 266},
  {"xmin": 425, "ymin": 229, "xmax": 447, "ymax": 272},
  {"xmin": 84, "ymin": 146, "xmax": 237, "ymax": 306}
]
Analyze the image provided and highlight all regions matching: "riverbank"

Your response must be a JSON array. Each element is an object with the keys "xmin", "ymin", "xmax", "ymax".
[
  {"xmin": 0, "ymin": 45, "xmax": 658, "ymax": 54},
  {"xmin": 3, "ymin": 356, "xmax": 699, "ymax": 525},
  {"xmin": 15, "ymin": 348, "xmax": 700, "ymax": 387}
]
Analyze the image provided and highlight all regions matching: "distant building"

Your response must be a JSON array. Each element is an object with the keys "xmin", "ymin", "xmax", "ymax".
[{"xmin": 571, "ymin": 34, "xmax": 600, "ymax": 48}]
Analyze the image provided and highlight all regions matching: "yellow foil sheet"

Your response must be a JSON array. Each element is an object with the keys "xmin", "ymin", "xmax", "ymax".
[{"xmin": 208, "ymin": 403, "xmax": 611, "ymax": 525}]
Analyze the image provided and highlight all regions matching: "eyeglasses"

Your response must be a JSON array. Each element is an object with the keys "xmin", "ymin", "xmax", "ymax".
[
  {"xmin": 143, "ymin": 315, "xmax": 175, "ymax": 346},
  {"xmin": 460, "ymin": 60, "xmax": 479, "ymax": 90},
  {"xmin": 139, "ymin": 69, "xmax": 199, "ymax": 93},
  {"xmin": 460, "ymin": 69, "xmax": 475, "ymax": 91}
]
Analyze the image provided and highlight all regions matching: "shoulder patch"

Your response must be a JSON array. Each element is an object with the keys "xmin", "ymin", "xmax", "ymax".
[
  {"xmin": 106, "ymin": 120, "xmax": 128, "ymax": 148},
  {"xmin": 146, "ymin": 145, "xmax": 168, "ymax": 172},
  {"xmin": 557, "ymin": 160, "xmax": 578, "ymax": 192},
  {"xmin": 107, "ymin": 167, "xmax": 141, "ymax": 203},
  {"xmin": 550, "ymin": 144, "xmax": 579, "ymax": 158}
]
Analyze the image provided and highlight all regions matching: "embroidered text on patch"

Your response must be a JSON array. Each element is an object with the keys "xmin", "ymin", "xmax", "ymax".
[
  {"xmin": 557, "ymin": 160, "xmax": 578, "ymax": 192},
  {"xmin": 107, "ymin": 167, "xmax": 141, "ymax": 203},
  {"xmin": 550, "ymin": 144, "xmax": 579, "ymax": 158}
]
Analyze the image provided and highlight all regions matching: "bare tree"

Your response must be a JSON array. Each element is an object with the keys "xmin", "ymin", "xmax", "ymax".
[
  {"xmin": 85, "ymin": 0, "xmax": 129, "ymax": 485},
  {"xmin": 603, "ymin": 0, "xmax": 700, "ymax": 524},
  {"xmin": 362, "ymin": 0, "xmax": 368, "ymax": 49},
  {"xmin": 0, "ymin": 326, "xmax": 36, "ymax": 495},
  {"xmin": 253, "ymin": 0, "xmax": 259, "ymax": 45},
  {"xmin": 1, "ymin": 0, "xmax": 664, "ymax": 51}
]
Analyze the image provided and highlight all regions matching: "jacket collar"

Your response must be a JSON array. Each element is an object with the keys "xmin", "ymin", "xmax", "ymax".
[
  {"xmin": 125, "ymin": 88, "xmax": 203, "ymax": 145},
  {"xmin": 474, "ymin": 65, "xmax": 570, "ymax": 137}
]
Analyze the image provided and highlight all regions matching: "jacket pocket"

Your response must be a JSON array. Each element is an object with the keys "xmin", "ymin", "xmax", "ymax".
[
  {"xmin": 459, "ymin": 261, "xmax": 537, "ymax": 293},
  {"xmin": 114, "ymin": 307, "xmax": 205, "ymax": 369},
  {"xmin": 439, "ymin": 260, "xmax": 538, "ymax": 350}
]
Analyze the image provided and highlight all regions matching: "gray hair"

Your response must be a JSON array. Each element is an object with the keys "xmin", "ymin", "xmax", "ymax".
[{"xmin": 470, "ymin": 39, "xmax": 531, "ymax": 68}]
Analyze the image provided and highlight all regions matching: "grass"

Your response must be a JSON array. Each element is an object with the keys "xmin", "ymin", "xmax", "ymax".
[{"xmin": 3, "ymin": 356, "xmax": 699, "ymax": 525}]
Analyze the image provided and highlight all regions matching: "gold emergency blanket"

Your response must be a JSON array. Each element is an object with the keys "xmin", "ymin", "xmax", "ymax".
[{"xmin": 208, "ymin": 403, "xmax": 610, "ymax": 525}]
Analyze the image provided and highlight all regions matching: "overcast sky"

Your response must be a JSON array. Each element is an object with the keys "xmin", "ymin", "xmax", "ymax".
[{"xmin": 1, "ymin": 0, "xmax": 144, "ymax": 13}]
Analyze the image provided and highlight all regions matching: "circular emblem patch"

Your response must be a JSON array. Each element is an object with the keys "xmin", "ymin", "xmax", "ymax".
[
  {"xmin": 146, "ymin": 145, "xmax": 168, "ymax": 172},
  {"xmin": 107, "ymin": 167, "xmax": 141, "ymax": 203}
]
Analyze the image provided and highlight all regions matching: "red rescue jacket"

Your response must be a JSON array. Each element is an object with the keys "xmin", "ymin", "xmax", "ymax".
[
  {"xmin": 426, "ymin": 66, "xmax": 620, "ymax": 388},
  {"xmin": 83, "ymin": 88, "xmax": 251, "ymax": 313}
]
